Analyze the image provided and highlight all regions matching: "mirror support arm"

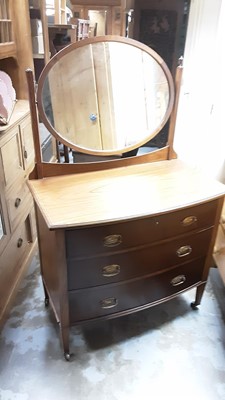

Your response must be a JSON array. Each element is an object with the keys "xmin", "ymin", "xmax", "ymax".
[
  {"xmin": 167, "ymin": 57, "xmax": 184, "ymax": 160},
  {"xmin": 26, "ymin": 68, "xmax": 43, "ymax": 179}
]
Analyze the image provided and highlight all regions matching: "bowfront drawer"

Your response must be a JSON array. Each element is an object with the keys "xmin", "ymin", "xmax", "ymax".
[
  {"xmin": 69, "ymin": 258, "xmax": 205, "ymax": 323},
  {"xmin": 65, "ymin": 200, "xmax": 218, "ymax": 257},
  {"xmin": 67, "ymin": 228, "xmax": 213, "ymax": 290}
]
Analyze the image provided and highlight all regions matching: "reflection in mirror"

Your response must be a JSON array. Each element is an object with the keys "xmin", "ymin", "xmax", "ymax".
[
  {"xmin": 39, "ymin": 38, "xmax": 173, "ymax": 156},
  {"xmin": 0, "ymin": 209, "xmax": 4, "ymax": 240}
]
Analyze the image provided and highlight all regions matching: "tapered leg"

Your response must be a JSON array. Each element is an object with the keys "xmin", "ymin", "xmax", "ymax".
[
  {"xmin": 60, "ymin": 324, "xmax": 70, "ymax": 361},
  {"xmin": 42, "ymin": 278, "xmax": 49, "ymax": 307},
  {"xmin": 191, "ymin": 282, "xmax": 207, "ymax": 310}
]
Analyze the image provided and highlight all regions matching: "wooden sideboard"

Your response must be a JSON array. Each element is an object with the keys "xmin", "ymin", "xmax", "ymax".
[
  {"xmin": 28, "ymin": 159, "xmax": 225, "ymax": 359},
  {"xmin": 0, "ymin": 101, "xmax": 37, "ymax": 325}
]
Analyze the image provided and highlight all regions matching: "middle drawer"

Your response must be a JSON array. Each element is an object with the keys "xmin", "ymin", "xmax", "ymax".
[{"xmin": 67, "ymin": 228, "xmax": 212, "ymax": 290}]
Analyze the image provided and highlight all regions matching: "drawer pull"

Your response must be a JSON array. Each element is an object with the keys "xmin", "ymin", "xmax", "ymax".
[
  {"xmin": 102, "ymin": 264, "xmax": 121, "ymax": 277},
  {"xmin": 103, "ymin": 234, "xmax": 122, "ymax": 247},
  {"xmin": 171, "ymin": 274, "xmax": 186, "ymax": 287},
  {"xmin": 176, "ymin": 245, "xmax": 192, "ymax": 257},
  {"xmin": 17, "ymin": 238, "xmax": 23, "ymax": 248},
  {"xmin": 100, "ymin": 297, "xmax": 118, "ymax": 309},
  {"xmin": 15, "ymin": 198, "xmax": 21, "ymax": 208},
  {"xmin": 24, "ymin": 149, "xmax": 28, "ymax": 159},
  {"xmin": 181, "ymin": 216, "xmax": 197, "ymax": 226}
]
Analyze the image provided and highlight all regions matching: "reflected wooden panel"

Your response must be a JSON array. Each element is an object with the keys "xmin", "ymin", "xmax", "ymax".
[
  {"xmin": 38, "ymin": 36, "xmax": 174, "ymax": 156},
  {"xmin": 0, "ymin": 214, "xmax": 3, "ymax": 240}
]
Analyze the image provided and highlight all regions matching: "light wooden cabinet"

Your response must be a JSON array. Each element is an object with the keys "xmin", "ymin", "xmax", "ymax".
[
  {"xmin": 0, "ymin": 101, "xmax": 37, "ymax": 325},
  {"xmin": 0, "ymin": 0, "xmax": 16, "ymax": 57}
]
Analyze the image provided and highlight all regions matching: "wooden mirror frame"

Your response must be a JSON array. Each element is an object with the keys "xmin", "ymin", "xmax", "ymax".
[
  {"xmin": 36, "ymin": 35, "xmax": 175, "ymax": 156},
  {"xmin": 26, "ymin": 35, "xmax": 183, "ymax": 180}
]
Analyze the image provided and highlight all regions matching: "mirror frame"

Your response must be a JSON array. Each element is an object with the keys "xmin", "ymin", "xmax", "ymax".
[{"xmin": 37, "ymin": 35, "xmax": 175, "ymax": 157}]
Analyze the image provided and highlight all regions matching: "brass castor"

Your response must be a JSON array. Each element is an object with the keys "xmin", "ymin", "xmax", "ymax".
[
  {"xmin": 190, "ymin": 302, "xmax": 199, "ymax": 310},
  {"xmin": 64, "ymin": 352, "xmax": 71, "ymax": 361},
  {"xmin": 44, "ymin": 298, "xmax": 49, "ymax": 307}
]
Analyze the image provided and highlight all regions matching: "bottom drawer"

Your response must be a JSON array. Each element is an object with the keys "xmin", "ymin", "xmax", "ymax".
[{"xmin": 69, "ymin": 258, "xmax": 205, "ymax": 323}]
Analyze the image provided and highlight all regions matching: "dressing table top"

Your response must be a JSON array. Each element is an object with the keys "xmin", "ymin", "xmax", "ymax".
[{"xmin": 28, "ymin": 159, "xmax": 225, "ymax": 230}]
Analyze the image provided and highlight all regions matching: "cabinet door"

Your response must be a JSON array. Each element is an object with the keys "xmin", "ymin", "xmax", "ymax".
[{"xmin": 0, "ymin": 0, "xmax": 16, "ymax": 57}]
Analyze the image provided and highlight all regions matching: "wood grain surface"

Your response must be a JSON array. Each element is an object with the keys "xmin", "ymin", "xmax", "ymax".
[{"xmin": 28, "ymin": 159, "xmax": 225, "ymax": 229}]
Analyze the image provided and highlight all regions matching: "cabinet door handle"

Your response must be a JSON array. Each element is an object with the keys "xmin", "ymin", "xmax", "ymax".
[
  {"xmin": 181, "ymin": 216, "xmax": 197, "ymax": 227},
  {"xmin": 171, "ymin": 274, "xmax": 186, "ymax": 287},
  {"xmin": 176, "ymin": 245, "xmax": 192, "ymax": 257},
  {"xmin": 15, "ymin": 198, "xmax": 21, "ymax": 208},
  {"xmin": 102, "ymin": 264, "xmax": 121, "ymax": 277},
  {"xmin": 24, "ymin": 149, "xmax": 28, "ymax": 159},
  {"xmin": 103, "ymin": 234, "xmax": 122, "ymax": 247},
  {"xmin": 100, "ymin": 297, "xmax": 118, "ymax": 309},
  {"xmin": 17, "ymin": 238, "xmax": 23, "ymax": 248}
]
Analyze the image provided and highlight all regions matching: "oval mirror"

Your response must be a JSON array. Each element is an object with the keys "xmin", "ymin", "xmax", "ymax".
[{"xmin": 37, "ymin": 36, "xmax": 174, "ymax": 156}]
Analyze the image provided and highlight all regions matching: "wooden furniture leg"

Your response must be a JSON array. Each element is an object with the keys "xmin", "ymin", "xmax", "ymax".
[{"xmin": 191, "ymin": 282, "xmax": 207, "ymax": 309}]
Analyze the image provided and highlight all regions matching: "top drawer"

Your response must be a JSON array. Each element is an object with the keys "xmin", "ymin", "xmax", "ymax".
[{"xmin": 65, "ymin": 200, "xmax": 218, "ymax": 257}]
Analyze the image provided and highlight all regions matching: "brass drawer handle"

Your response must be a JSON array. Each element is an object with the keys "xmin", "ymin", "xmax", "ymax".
[
  {"xmin": 17, "ymin": 238, "xmax": 23, "ymax": 248},
  {"xmin": 181, "ymin": 216, "xmax": 197, "ymax": 227},
  {"xmin": 171, "ymin": 274, "xmax": 186, "ymax": 287},
  {"xmin": 103, "ymin": 234, "xmax": 122, "ymax": 247},
  {"xmin": 102, "ymin": 264, "xmax": 121, "ymax": 277},
  {"xmin": 15, "ymin": 197, "xmax": 21, "ymax": 208},
  {"xmin": 176, "ymin": 245, "xmax": 192, "ymax": 257},
  {"xmin": 100, "ymin": 297, "xmax": 118, "ymax": 309}
]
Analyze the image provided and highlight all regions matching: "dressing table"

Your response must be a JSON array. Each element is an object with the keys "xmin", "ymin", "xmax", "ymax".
[{"xmin": 26, "ymin": 36, "xmax": 225, "ymax": 360}]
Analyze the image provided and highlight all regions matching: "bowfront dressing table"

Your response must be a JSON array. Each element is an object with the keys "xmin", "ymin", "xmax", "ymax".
[{"xmin": 26, "ymin": 36, "xmax": 225, "ymax": 360}]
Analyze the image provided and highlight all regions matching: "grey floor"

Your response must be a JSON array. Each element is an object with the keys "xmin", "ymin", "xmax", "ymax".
[{"xmin": 0, "ymin": 252, "xmax": 225, "ymax": 400}]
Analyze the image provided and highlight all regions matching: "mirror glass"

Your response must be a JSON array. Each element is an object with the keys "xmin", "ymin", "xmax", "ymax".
[
  {"xmin": 38, "ymin": 37, "xmax": 174, "ymax": 156},
  {"xmin": 0, "ymin": 210, "xmax": 4, "ymax": 240}
]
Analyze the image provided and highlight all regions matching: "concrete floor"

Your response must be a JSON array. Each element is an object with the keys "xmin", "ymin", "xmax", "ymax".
[{"xmin": 0, "ymin": 252, "xmax": 225, "ymax": 400}]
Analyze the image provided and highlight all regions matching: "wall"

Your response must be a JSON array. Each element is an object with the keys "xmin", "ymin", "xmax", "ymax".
[{"xmin": 174, "ymin": 0, "xmax": 225, "ymax": 183}]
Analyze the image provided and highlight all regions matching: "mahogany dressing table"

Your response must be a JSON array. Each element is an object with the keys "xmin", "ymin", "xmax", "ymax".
[{"xmin": 26, "ymin": 36, "xmax": 225, "ymax": 360}]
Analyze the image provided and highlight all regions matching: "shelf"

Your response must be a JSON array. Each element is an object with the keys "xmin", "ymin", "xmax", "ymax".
[
  {"xmin": 0, "ymin": 41, "xmax": 16, "ymax": 59},
  {"xmin": 33, "ymin": 53, "xmax": 45, "ymax": 59}
]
